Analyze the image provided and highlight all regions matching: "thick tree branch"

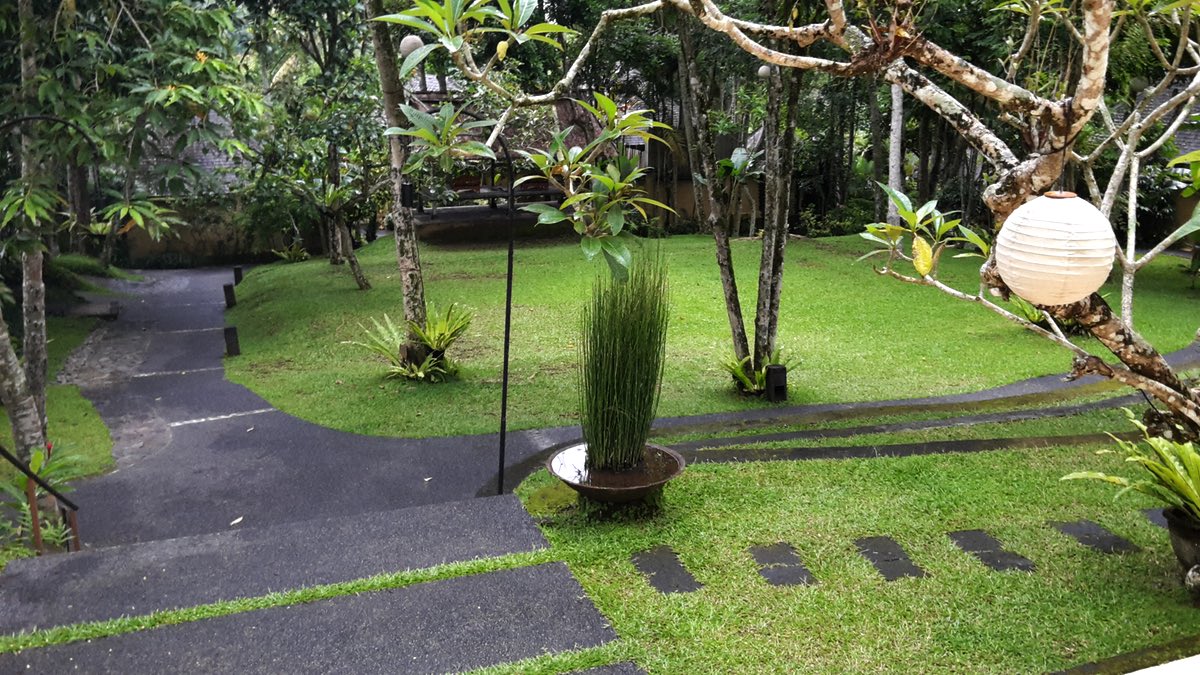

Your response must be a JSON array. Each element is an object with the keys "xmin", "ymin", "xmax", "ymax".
[{"xmin": 908, "ymin": 38, "xmax": 1053, "ymax": 116}]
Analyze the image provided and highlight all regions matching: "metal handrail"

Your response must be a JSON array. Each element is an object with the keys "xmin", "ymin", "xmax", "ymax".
[
  {"xmin": 0, "ymin": 444, "xmax": 79, "ymax": 511},
  {"xmin": 0, "ymin": 443, "xmax": 81, "ymax": 553}
]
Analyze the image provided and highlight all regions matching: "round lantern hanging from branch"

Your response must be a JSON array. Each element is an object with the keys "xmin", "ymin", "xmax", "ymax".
[{"xmin": 993, "ymin": 191, "xmax": 1117, "ymax": 307}]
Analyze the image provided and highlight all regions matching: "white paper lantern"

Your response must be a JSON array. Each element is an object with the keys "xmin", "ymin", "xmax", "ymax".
[
  {"xmin": 994, "ymin": 191, "xmax": 1116, "ymax": 306},
  {"xmin": 399, "ymin": 35, "xmax": 425, "ymax": 58}
]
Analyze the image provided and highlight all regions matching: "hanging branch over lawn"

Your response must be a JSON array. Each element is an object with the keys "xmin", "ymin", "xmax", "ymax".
[{"xmin": 377, "ymin": 0, "xmax": 1198, "ymax": 437}]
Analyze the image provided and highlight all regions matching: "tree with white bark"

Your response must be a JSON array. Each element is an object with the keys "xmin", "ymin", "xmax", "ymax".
[{"xmin": 372, "ymin": 0, "xmax": 1198, "ymax": 437}]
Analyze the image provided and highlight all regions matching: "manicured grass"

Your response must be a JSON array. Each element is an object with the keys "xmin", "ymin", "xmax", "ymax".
[
  {"xmin": 225, "ymin": 234, "xmax": 1199, "ymax": 438},
  {"xmin": 50, "ymin": 254, "xmax": 140, "ymax": 281},
  {"xmin": 515, "ymin": 443, "xmax": 1200, "ymax": 672},
  {"xmin": 0, "ymin": 317, "xmax": 112, "ymax": 478}
]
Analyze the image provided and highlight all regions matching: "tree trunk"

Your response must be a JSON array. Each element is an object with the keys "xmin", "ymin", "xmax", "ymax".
[
  {"xmin": 871, "ymin": 83, "xmax": 886, "ymax": 222},
  {"xmin": 678, "ymin": 17, "xmax": 749, "ymax": 362},
  {"xmin": 0, "ymin": 309, "xmax": 45, "ymax": 463},
  {"xmin": 753, "ymin": 65, "xmax": 796, "ymax": 372},
  {"xmin": 327, "ymin": 142, "xmax": 345, "ymax": 265},
  {"xmin": 18, "ymin": 0, "xmax": 47, "ymax": 442},
  {"xmin": 8, "ymin": 0, "xmax": 48, "ymax": 461},
  {"xmin": 22, "ymin": 252, "xmax": 47, "ymax": 438},
  {"xmin": 341, "ymin": 222, "xmax": 371, "ymax": 290},
  {"xmin": 369, "ymin": 0, "xmax": 428, "ymax": 360},
  {"xmin": 887, "ymin": 83, "xmax": 904, "ymax": 226}
]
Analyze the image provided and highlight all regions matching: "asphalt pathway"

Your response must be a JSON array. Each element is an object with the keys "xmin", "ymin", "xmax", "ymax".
[{"xmin": 64, "ymin": 267, "xmax": 1200, "ymax": 547}]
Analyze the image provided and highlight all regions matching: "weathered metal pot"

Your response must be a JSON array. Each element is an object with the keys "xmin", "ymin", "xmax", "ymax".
[
  {"xmin": 546, "ymin": 442, "xmax": 685, "ymax": 504},
  {"xmin": 1164, "ymin": 507, "xmax": 1200, "ymax": 570}
]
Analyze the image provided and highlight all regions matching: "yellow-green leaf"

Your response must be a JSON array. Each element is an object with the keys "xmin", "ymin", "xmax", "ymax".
[{"xmin": 912, "ymin": 235, "xmax": 933, "ymax": 276}]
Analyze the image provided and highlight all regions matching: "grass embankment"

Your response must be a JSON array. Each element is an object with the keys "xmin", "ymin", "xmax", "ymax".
[
  {"xmin": 506, "ymin": 443, "xmax": 1200, "ymax": 673},
  {"xmin": 0, "ymin": 316, "xmax": 112, "ymax": 477},
  {"xmin": 225, "ymin": 234, "xmax": 1199, "ymax": 438}
]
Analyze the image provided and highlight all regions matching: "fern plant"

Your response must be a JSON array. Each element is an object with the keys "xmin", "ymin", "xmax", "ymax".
[
  {"xmin": 343, "ymin": 314, "xmax": 408, "ymax": 374},
  {"xmin": 410, "ymin": 303, "xmax": 472, "ymax": 355},
  {"xmin": 722, "ymin": 349, "xmax": 792, "ymax": 395},
  {"xmin": 1063, "ymin": 411, "xmax": 1200, "ymax": 523},
  {"xmin": 343, "ymin": 304, "xmax": 473, "ymax": 383}
]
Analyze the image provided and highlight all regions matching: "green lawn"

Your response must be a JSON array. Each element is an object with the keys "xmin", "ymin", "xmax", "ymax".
[
  {"xmin": 0, "ymin": 317, "xmax": 112, "ymax": 478},
  {"xmin": 224, "ymin": 234, "xmax": 1199, "ymax": 438},
  {"xmin": 507, "ymin": 443, "xmax": 1200, "ymax": 673}
]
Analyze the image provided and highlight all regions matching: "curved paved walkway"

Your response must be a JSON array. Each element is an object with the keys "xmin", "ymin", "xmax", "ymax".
[{"xmin": 65, "ymin": 267, "xmax": 1200, "ymax": 548}]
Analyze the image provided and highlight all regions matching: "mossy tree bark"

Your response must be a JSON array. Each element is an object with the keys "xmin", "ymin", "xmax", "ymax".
[{"xmin": 369, "ymin": 0, "xmax": 428, "ymax": 361}]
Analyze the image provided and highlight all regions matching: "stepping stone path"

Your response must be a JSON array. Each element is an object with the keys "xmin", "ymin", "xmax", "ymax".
[
  {"xmin": 632, "ymin": 546, "xmax": 702, "ymax": 594},
  {"xmin": 855, "ymin": 536, "xmax": 928, "ymax": 580},
  {"xmin": 1052, "ymin": 520, "xmax": 1140, "ymax": 554},
  {"xmin": 1144, "ymin": 508, "xmax": 1168, "ymax": 528},
  {"xmin": 749, "ymin": 543, "xmax": 816, "ymax": 586},
  {"xmin": 948, "ymin": 530, "xmax": 1035, "ymax": 572},
  {"xmin": 0, "ymin": 563, "xmax": 615, "ymax": 675}
]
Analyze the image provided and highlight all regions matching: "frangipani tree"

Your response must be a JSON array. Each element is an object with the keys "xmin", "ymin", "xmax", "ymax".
[
  {"xmin": 516, "ymin": 92, "xmax": 672, "ymax": 279},
  {"xmin": 373, "ymin": 0, "xmax": 1199, "ymax": 437}
]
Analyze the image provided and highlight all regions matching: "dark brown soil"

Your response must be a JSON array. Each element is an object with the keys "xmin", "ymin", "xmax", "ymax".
[{"xmin": 584, "ymin": 446, "xmax": 681, "ymax": 489}]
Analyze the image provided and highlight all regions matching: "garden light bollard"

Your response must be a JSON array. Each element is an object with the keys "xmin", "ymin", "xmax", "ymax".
[
  {"xmin": 765, "ymin": 364, "xmax": 788, "ymax": 403},
  {"xmin": 234, "ymin": 266, "xmax": 244, "ymax": 285},
  {"xmin": 223, "ymin": 283, "xmax": 236, "ymax": 309},
  {"xmin": 224, "ymin": 326, "xmax": 241, "ymax": 357}
]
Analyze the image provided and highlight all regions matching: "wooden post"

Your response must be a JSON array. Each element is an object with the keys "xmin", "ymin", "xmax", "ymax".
[
  {"xmin": 25, "ymin": 478, "xmax": 42, "ymax": 554},
  {"xmin": 223, "ymin": 283, "xmax": 236, "ymax": 308},
  {"xmin": 224, "ymin": 326, "xmax": 241, "ymax": 357},
  {"xmin": 233, "ymin": 266, "xmax": 244, "ymax": 285}
]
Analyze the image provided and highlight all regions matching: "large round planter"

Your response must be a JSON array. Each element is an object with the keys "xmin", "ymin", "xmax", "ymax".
[
  {"xmin": 1163, "ymin": 507, "xmax": 1200, "ymax": 570},
  {"xmin": 546, "ymin": 442, "xmax": 685, "ymax": 504}
]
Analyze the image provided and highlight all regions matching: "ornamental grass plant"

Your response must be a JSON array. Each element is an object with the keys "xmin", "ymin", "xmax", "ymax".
[{"xmin": 579, "ymin": 254, "xmax": 669, "ymax": 472}]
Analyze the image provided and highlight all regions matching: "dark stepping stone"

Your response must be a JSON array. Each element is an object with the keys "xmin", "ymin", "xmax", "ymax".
[
  {"xmin": 1143, "ymin": 508, "xmax": 1168, "ymax": 528},
  {"xmin": 0, "ymin": 563, "xmax": 614, "ymax": 674},
  {"xmin": 1052, "ymin": 520, "xmax": 1140, "ymax": 554},
  {"xmin": 749, "ymin": 542, "xmax": 816, "ymax": 586},
  {"xmin": 948, "ymin": 530, "xmax": 1035, "ymax": 572},
  {"xmin": 632, "ymin": 545, "xmax": 702, "ymax": 593},
  {"xmin": 855, "ymin": 536, "xmax": 927, "ymax": 581},
  {"xmin": 0, "ymin": 495, "xmax": 547, "ymax": 634},
  {"xmin": 572, "ymin": 662, "xmax": 647, "ymax": 674}
]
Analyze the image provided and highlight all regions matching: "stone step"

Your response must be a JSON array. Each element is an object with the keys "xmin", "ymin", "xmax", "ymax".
[
  {"xmin": 0, "ymin": 495, "xmax": 546, "ymax": 635},
  {"xmin": 0, "ymin": 562, "xmax": 615, "ymax": 674}
]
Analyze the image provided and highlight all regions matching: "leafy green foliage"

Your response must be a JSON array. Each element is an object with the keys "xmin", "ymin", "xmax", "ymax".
[
  {"xmin": 860, "ymin": 184, "xmax": 982, "ymax": 277},
  {"xmin": 272, "ymin": 241, "xmax": 311, "ymax": 263},
  {"xmin": 579, "ymin": 255, "xmax": 669, "ymax": 472},
  {"xmin": 0, "ymin": 446, "xmax": 85, "ymax": 552},
  {"xmin": 409, "ymin": 303, "xmax": 473, "ymax": 353},
  {"xmin": 342, "ymin": 304, "xmax": 473, "ymax": 383},
  {"xmin": 1063, "ymin": 411, "xmax": 1200, "ymax": 522},
  {"xmin": 721, "ymin": 349, "xmax": 792, "ymax": 395},
  {"xmin": 517, "ymin": 92, "xmax": 673, "ymax": 279},
  {"xmin": 374, "ymin": 0, "xmax": 576, "ymax": 61},
  {"xmin": 386, "ymin": 103, "xmax": 497, "ymax": 174}
]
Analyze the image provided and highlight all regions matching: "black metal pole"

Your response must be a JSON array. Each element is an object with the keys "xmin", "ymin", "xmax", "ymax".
[{"xmin": 497, "ymin": 135, "xmax": 515, "ymax": 496}]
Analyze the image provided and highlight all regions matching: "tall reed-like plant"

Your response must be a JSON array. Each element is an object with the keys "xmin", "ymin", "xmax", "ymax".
[{"xmin": 579, "ymin": 254, "xmax": 669, "ymax": 472}]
